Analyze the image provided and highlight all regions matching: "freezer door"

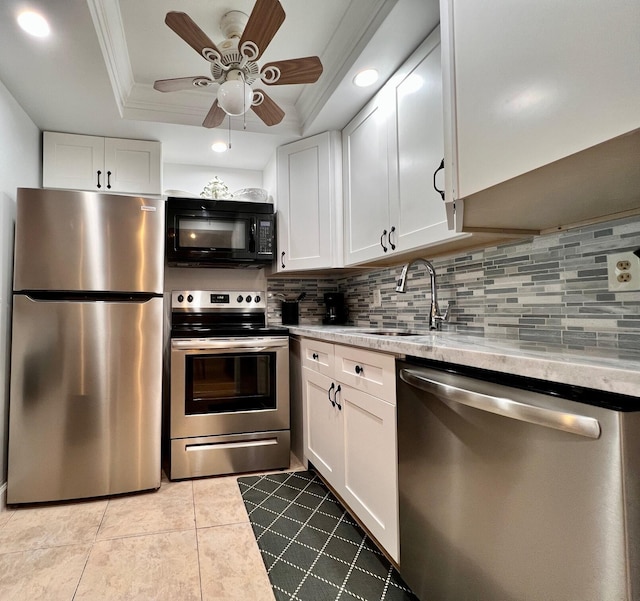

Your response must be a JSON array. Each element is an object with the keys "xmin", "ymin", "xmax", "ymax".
[
  {"xmin": 7, "ymin": 295, "xmax": 163, "ymax": 503},
  {"xmin": 13, "ymin": 187, "xmax": 165, "ymax": 293}
]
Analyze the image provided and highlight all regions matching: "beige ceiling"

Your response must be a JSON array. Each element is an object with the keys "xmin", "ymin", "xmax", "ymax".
[{"xmin": 0, "ymin": 0, "xmax": 438, "ymax": 170}]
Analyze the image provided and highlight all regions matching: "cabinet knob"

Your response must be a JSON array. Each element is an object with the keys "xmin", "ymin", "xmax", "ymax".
[
  {"xmin": 355, "ymin": 365, "xmax": 364, "ymax": 375},
  {"xmin": 380, "ymin": 230, "xmax": 388, "ymax": 252},
  {"xmin": 433, "ymin": 158, "xmax": 445, "ymax": 201},
  {"xmin": 312, "ymin": 353, "xmax": 319, "ymax": 360}
]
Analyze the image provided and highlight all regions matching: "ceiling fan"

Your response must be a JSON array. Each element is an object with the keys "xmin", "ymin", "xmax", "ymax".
[{"xmin": 153, "ymin": 0, "xmax": 323, "ymax": 128}]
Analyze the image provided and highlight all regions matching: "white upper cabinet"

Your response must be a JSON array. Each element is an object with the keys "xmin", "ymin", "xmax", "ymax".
[
  {"xmin": 391, "ymin": 29, "xmax": 461, "ymax": 251},
  {"xmin": 344, "ymin": 28, "xmax": 468, "ymax": 266},
  {"xmin": 343, "ymin": 87, "xmax": 394, "ymax": 264},
  {"xmin": 440, "ymin": 0, "xmax": 640, "ymax": 233},
  {"xmin": 276, "ymin": 131, "xmax": 343, "ymax": 272},
  {"xmin": 43, "ymin": 132, "xmax": 162, "ymax": 196}
]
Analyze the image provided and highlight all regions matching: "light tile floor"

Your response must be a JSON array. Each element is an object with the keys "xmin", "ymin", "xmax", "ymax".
[{"xmin": 0, "ymin": 459, "xmax": 304, "ymax": 601}]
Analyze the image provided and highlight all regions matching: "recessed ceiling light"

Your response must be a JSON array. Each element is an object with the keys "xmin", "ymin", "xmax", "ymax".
[
  {"xmin": 353, "ymin": 68, "xmax": 379, "ymax": 88},
  {"xmin": 211, "ymin": 142, "xmax": 228, "ymax": 153},
  {"xmin": 17, "ymin": 11, "xmax": 50, "ymax": 38}
]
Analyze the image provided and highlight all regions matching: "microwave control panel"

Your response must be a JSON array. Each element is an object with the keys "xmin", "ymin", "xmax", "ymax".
[{"xmin": 257, "ymin": 219, "xmax": 274, "ymax": 255}]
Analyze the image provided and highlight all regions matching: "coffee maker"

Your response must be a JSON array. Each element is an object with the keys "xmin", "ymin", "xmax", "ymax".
[{"xmin": 322, "ymin": 292, "xmax": 349, "ymax": 325}]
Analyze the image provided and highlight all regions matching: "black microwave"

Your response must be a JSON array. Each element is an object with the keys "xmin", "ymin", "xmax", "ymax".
[{"xmin": 166, "ymin": 197, "xmax": 276, "ymax": 267}]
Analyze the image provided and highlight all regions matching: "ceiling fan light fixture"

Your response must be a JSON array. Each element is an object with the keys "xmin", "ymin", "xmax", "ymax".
[
  {"xmin": 353, "ymin": 68, "xmax": 379, "ymax": 88},
  {"xmin": 17, "ymin": 11, "xmax": 50, "ymax": 37},
  {"xmin": 217, "ymin": 79, "xmax": 253, "ymax": 116},
  {"xmin": 211, "ymin": 141, "xmax": 228, "ymax": 153}
]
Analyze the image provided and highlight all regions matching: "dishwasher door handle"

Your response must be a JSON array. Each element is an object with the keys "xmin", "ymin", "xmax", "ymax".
[{"xmin": 400, "ymin": 369, "xmax": 601, "ymax": 439}]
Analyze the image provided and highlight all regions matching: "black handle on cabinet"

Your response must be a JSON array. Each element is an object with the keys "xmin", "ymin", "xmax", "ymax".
[
  {"xmin": 433, "ymin": 158, "xmax": 445, "ymax": 201},
  {"xmin": 355, "ymin": 365, "xmax": 364, "ymax": 375},
  {"xmin": 389, "ymin": 226, "xmax": 396, "ymax": 251},
  {"xmin": 380, "ymin": 229, "xmax": 388, "ymax": 253},
  {"xmin": 312, "ymin": 353, "xmax": 319, "ymax": 360},
  {"xmin": 334, "ymin": 384, "xmax": 342, "ymax": 410},
  {"xmin": 327, "ymin": 382, "xmax": 336, "ymax": 407},
  {"xmin": 106, "ymin": 170, "xmax": 112, "ymax": 190},
  {"xmin": 281, "ymin": 251, "xmax": 286, "ymax": 269},
  {"xmin": 96, "ymin": 170, "xmax": 102, "ymax": 189}
]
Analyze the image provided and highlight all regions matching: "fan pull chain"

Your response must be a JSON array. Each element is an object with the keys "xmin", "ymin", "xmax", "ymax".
[
  {"xmin": 228, "ymin": 115, "xmax": 232, "ymax": 150},
  {"xmin": 242, "ymin": 72, "xmax": 248, "ymax": 131}
]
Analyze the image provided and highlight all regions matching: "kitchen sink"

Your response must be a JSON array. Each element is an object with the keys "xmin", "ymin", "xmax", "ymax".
[{"xmin": 354, "ymin": 329, "xmax": 421, "ymax": 337}]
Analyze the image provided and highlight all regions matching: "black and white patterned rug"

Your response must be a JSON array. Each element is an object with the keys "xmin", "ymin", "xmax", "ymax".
[{"xmin": 237, "ymin": 470, "xmax": 418, "ymax": 601}]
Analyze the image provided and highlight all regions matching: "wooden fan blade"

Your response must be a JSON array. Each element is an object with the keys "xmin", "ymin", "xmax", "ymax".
[
  {"xmin": 251, "ymin": 89, "xmax": 285, "ymax": 126},
  {"xmin": 262, "ymin": 57, "xmax": 323, "ymax": 85},
  {"xmin": 153, "ymin": 77, "xmax": 213, "ymax": 92},
  {"xmin": 240, "ymin": 0, "xmax": 285, "ymax": 60},
  {"xmin": 203, "ymin": 100, "xmax": 226, "ymax": 128},
  {"xmin": 165, "ymin": 12, "xmax": 220, "ymax": 57}
]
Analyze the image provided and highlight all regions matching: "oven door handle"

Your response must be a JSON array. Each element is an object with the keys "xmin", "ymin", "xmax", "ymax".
[{"xmin": 171, "ymin": 337, "xmax": 288, "ymax": 351}]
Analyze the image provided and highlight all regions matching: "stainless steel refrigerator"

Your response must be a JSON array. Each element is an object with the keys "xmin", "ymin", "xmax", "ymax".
[{"xmin": 7, "ymin": 187, "xmax": 165, "ymax": 504}]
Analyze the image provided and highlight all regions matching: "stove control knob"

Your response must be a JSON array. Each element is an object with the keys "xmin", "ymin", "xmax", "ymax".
[
  {"xmin": 187, "ymin": 294, "xmax": 193, "ymax": 303},
  {"xmin": 237, "ymin": 295, "xmax": 244, "ymax": 303},
  {"xmin": 177, "ymin": 294, "xmax": 184, "ymax": 303},
  {"xmin": 254, "ymin": 295, "xmax": 261, "ymax": 303},
  {"xmin": 246, "ymin": 295, "xmax": 252, "ymax": 303}
]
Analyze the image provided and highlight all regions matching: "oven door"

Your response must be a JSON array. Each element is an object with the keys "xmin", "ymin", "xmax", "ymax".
[{"xmin": 170, "ymin": 337, "xmax": 289, "ymax": 438}]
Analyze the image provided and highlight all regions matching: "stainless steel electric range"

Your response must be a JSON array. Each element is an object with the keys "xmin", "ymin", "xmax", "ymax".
[{"xmin": 169, "ymin": 290, "xmax": 290, "ymax": 480}]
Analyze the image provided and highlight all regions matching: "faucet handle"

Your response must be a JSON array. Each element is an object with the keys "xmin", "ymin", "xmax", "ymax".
[{"xmin": 434, "ymin": 304, "xmax": 450, "ymax": 324}]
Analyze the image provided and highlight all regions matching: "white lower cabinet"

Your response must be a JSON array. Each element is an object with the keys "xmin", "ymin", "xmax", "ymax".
[
  {"xmin": 304, "ymin": 368, "xmax": 345, "ymax": 484},
  {"xmin": 301, "ymin": 338, "xmax": 399, "ymax": 561}
]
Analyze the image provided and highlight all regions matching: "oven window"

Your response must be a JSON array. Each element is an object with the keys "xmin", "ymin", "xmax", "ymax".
[
  {"xmin": 177, "ymin": 218, "xmax": 246, "ymax": 250},
  {"xmin": 185, "ymin": 352, "xmax": 276, "ymax": 414}
]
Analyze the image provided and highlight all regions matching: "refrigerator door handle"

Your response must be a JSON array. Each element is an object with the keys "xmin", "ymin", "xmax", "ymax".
[
  {"xmin": 20, "ymin": 291, "xmax": 160, "ymax": 303},
  {"xmin": 399, "ymin": 368, "xmax": 601, "ymax": 439}
]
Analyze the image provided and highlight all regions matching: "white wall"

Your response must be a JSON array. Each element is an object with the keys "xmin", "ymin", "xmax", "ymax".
[
  {"xmin": 163, "ymin": 163, "xmax": 262, "ymax": 198},
  {"xmin": 262, "ymin": 151, "xmax": 277, "ymax": 207},
  {"xmin": 0, "ymin": 78, "xmax": 40, "ymax": 492}
]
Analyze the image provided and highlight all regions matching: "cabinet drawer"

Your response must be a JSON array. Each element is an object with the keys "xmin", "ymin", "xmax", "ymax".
[
  {"xmin": 334, "ymin": 345, "xmax": 396, "ymax": 403},
  {"xmin": 301, "ymin": 338, "xmax": 334, "ymax": 376}
]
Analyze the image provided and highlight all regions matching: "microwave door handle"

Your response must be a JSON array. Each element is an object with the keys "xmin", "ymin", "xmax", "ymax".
[{"xmin": 249, "ymin": 217, "xmax": 256, "ymax": 253}]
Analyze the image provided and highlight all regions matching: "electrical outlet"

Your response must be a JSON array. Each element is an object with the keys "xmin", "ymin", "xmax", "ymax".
[
  {"xmin": 373, "ymin": 289, "xmax": 382, "ymax": 307},
  {"xmin": 607, "ymin": 252, "xmax": 640, "ymax": 292}
]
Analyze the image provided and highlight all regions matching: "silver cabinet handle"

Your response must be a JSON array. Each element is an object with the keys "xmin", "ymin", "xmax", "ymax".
[{"xmin": 400, "ymin": 368, "xmax": 601, "ymax": 439}]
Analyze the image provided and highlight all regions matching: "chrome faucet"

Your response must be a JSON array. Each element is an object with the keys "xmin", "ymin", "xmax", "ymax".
[{"xmin": 395, "ymin": 258, "xmax": 448, "ymax": 330}]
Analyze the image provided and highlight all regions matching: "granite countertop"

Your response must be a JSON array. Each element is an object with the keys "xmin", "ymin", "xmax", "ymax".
[{"xmin": 287, "ymin": 325, "xmax": 640, "ymax": 399}]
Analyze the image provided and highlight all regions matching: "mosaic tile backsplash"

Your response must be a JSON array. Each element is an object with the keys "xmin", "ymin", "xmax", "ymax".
[{"xmin": 267, "ymin": 215, "xmax": 640, "ymax": 351}]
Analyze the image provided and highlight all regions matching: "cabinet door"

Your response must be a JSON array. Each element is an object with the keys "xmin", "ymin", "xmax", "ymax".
[
  {"xmin": 303, "ymin": 368, "xmax": 344, "ymax": 486},
  {"xmin": 442, "ymin": 0, "xmax": 640, "ymax": 201},
  {"xmin": 343, "ymin": 88, "xmax": 395, "ymax": 265},
  {"xmin": 339, "ymin": 384, "xmax": 398, "ymax": 561},
  {"xmin": 392, "ymin": 31, "xmax": 462, "ymax": 249},
  {"xmin": 43, "ymin": 132, "xmax": 104, "ymax": 191},
  {"xmin": 277, "ymin": 132, "xmax": 342, "ymax": 272},
  {"xmin": 104, "ymin": 138, "xmax": 162, "ymax": 195}
]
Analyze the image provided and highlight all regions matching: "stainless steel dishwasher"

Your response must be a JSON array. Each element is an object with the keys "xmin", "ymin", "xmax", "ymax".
[{"xmin": 397, "ymin": 357, "xmax": 640, "ymax": 601}]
